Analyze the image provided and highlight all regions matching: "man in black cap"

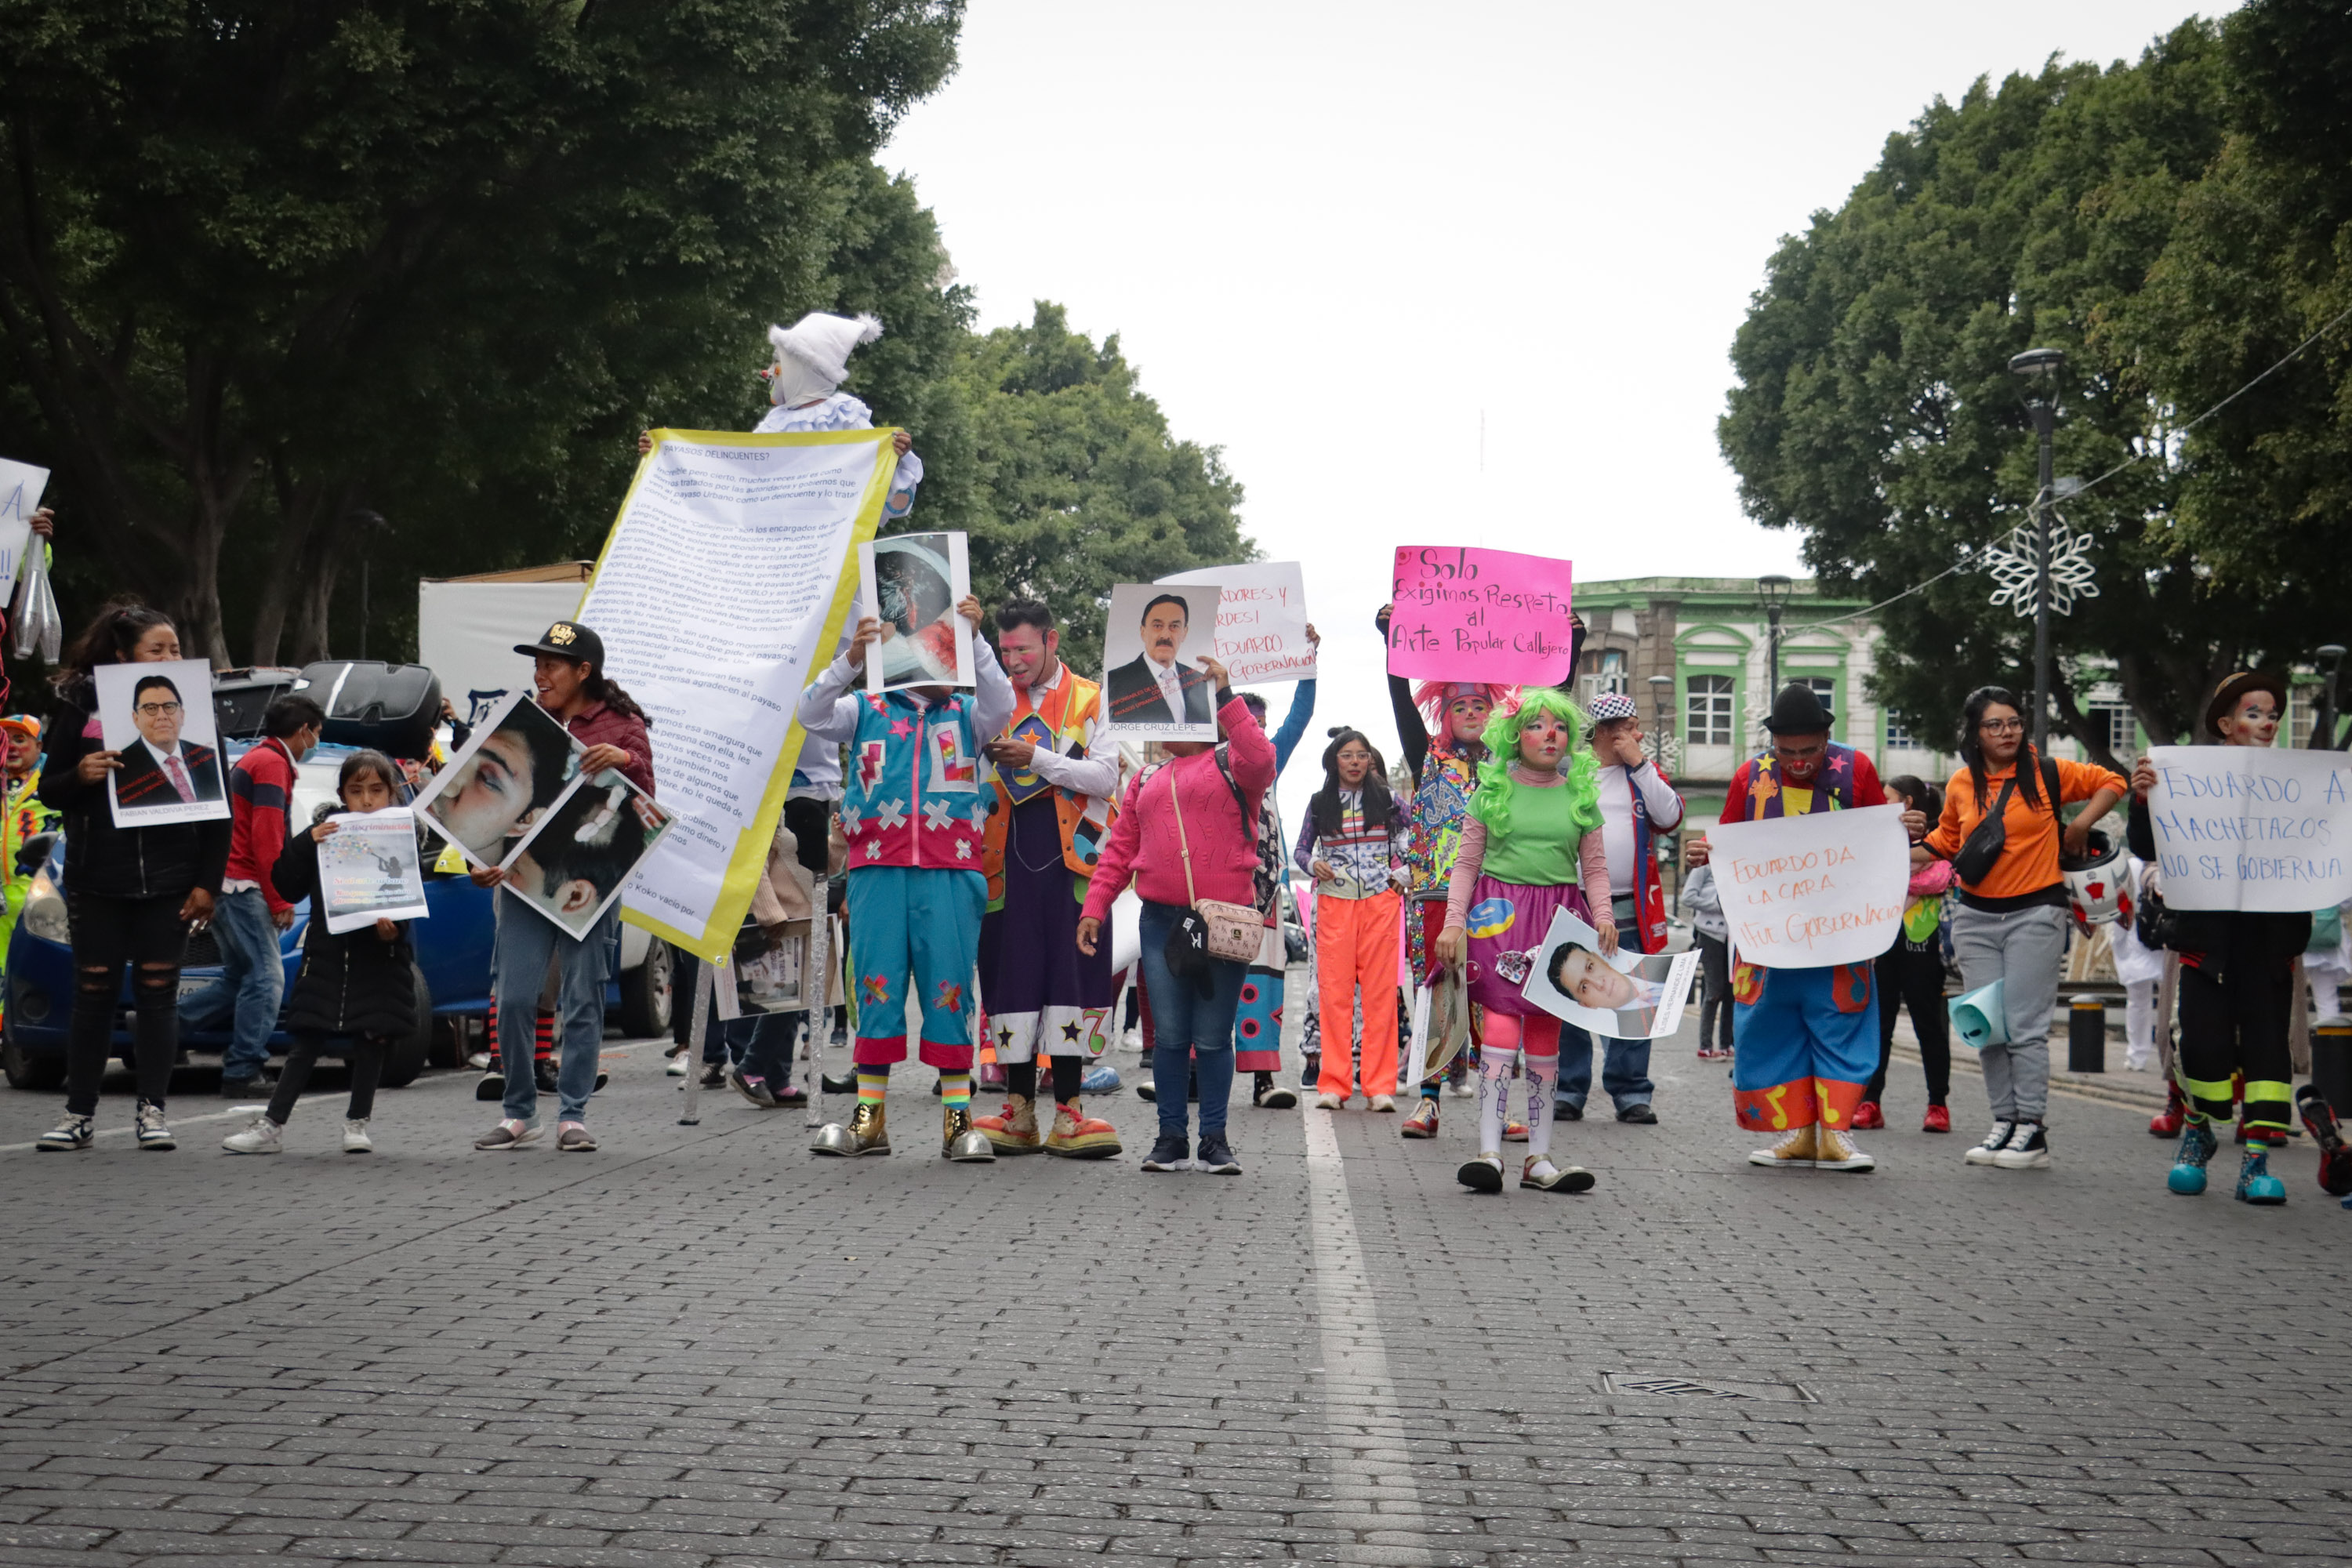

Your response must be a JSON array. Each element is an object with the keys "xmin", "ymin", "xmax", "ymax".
[{"xmin": 1686, "ymin": 682, "xmax": 1918, "ymax": 1174}]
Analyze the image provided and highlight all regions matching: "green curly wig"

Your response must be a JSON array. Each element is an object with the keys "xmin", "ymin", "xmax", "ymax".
[{"xmin": 1467, "ymin": 686, "xmax": 1604, "ymax": 843}]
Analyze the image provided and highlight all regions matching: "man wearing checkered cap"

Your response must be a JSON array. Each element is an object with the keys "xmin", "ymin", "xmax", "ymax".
[{"xmin": 1552, "ymin": 691, "xmax": 1685, "ymax": 1124}]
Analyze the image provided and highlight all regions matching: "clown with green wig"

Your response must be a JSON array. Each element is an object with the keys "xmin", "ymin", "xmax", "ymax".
[{"xmin": 1433, "ymin": 688, "xmax": 1613, "ymax": 1193}]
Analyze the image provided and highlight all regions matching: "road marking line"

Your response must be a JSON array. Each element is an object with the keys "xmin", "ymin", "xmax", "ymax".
[{"xmin": 1302, "ymin": 1107, "xmax": 1429, "ymax": 1563}]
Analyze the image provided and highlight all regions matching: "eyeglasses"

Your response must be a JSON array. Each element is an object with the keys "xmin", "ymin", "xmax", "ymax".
[
  {"xmin": 1977, "ymin": 718, "xmax": 2024, "ymax": 735},
  {"xmin": 135, "ymin": 702, "xmax": 183, "ymax": 717}
]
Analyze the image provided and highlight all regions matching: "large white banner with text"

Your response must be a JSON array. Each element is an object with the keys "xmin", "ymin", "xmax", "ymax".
[
  {"xmin": 577, "ymin": 429, "xmax": 894, "ymax": 960},
  {"xmin": 2142, "ymin": 746, "xmax": 2352, "ymax": 912}
]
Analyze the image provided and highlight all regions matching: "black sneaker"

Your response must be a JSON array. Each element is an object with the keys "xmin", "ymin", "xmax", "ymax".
[
  {"xmin": 1252, "ymin": 1073, "xmax": 1298, "ymax": 1110},
  {"xmin": 1617, "ymin": 1103, "xmax": 1658, "ymax": 1125},
  {"xmin": 1140, "ymin": 1133, "xmax": 1190, "ymax": 1172},
  {"xmin": 730, "ymin": 1066, "xmax": 778, "ymax": 1109},
  {"xmin": 220, "ymin": 1075, "xmax": 272, "ymax": 1098},
  {"xmin": 474, "ymin": 1070, "xmax": 505, "ymax": 1101},
  {"xmin": 1194, "ymin": 1134, "xmax": 1240, "ymax": 1174},
  {"xmin": 822, "ymin": 1071, "xmax": 858, "ymax": 1095},
  {"xmin": 1553, "ymin": 1102, "xmax": 1583, "ymax": 1122},
  {"xmin": 699, "ymin": 1062, "xmax": 725, "ymax": 1088},
  {"xmin": 1137, "ymin": 1080, "xmax": 1158, "ymax": 1102},
  {"xmin": 533, "ymin": 1062, "xmax": 558, "ymax": 1094}
]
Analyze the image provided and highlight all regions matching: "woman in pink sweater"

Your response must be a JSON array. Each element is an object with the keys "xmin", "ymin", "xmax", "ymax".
[{"xmin": 1080, "ymin": 658, "xmax": 1274, "ymax": 1174}]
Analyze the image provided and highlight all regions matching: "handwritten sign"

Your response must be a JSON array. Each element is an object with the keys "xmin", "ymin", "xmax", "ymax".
[
  {"xmin": 2142, "ymin": 746, "xmax": 2352, "ymax": 912},
  {"xmin": 1707, "ymin": 805, "xmax": 1908, "ymax": 969},
  {"xmin": 0, "ymin": 457, "xmax": 49, "ymax": 593},
  {"xmin": 1385, "ymin": 546, "xmax": 1574, "ymax": 684},
  {"xmin": 1157, "ymin": 561, "xmax": 1316, "ymax": 684}
]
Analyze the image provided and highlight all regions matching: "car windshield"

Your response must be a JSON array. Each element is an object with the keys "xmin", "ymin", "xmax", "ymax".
[{"xmin": 292, "ymin": 756, "xmax": 348, "ymax": 827}]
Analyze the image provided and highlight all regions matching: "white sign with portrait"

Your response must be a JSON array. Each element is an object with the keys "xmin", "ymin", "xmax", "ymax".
[
  {"xmin": 1100, "ymin": 583, "xmax": 1224, "ymax": 740},
  {"xmin": 96, "ymin": 659, "xmax": 230, "ymax": 828}
]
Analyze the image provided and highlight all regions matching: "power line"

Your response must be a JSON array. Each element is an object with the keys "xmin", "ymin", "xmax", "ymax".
[{"xmin": 1792, "ymin": 299, "xmax": 2352, "ymax": 630}]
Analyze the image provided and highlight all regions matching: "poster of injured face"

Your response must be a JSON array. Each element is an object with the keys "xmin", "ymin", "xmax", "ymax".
[
  {"xmin": 318, "ymin": 808, "xmax": 432, "ymax": 934},
  {"xmin": 96, "ymin": 659, "xmax": 230, "ymax": 828},
  {"xmin": 500, "ymin": 769, "xmax": 675, "ymax": 937},
  {"xmin": 1101, "ymin": 583, "xmax": 1223, "ymax": 739},
  {"xmin": 860, "ymin": 531, "xmax": 972, "ymax": 691},
  {"xmin": 408, "ymin": 689, "xmax": 577, "ymax": 868},
  {"xmin": 1518, "ymin": 906, "xmax": 1698, "ymax": 1039}
]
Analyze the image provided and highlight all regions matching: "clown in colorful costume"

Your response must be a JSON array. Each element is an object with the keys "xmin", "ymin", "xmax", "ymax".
[
  {"xmin": 1434, "ymin": 688, "xmax": 1610, "ymax": 1193},
  {"xmin": 969, "ymin": 600, "xmax": 1123, "ymax": 1159},
  {"xmin": 1379, "ymin": 601, "xmax": 1520, "ymax": 1139},
  {"xmin": 0, "ymin": 716, "xmax": 57, "ymax": 1020},
  {"xmin": 1698, "ymin": 684, "xmax": 1888, "ymax": 1173},
  {"xmin": 797, "ymin": 597, "xmax": 1014, "ymax": 1161}
]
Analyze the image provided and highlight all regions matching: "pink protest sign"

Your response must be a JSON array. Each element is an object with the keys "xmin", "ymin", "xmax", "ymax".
[{"xmin": 1386, "ymin": 546, "xmax": 1576, "ymax": 684}]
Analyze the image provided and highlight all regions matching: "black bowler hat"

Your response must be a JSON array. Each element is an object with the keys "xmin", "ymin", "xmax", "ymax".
[
  {"xmin": 1762, "ymin": 682, "xmax": 1834, "ymax": 735},
  {"xmin": 514, "ymin": 619, "xmax": 604, "ymax": 670}
]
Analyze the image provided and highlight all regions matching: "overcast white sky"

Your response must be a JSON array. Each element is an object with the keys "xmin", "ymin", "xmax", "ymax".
[{"xmin": 886, "ymin": 0, "xmax": 2222, "ymax": 815}]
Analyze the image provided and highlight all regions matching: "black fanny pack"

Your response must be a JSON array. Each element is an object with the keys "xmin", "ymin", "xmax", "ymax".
[{"xmin": 1951, "ymin": 757, "xmax": 2061, "ymax": 886}]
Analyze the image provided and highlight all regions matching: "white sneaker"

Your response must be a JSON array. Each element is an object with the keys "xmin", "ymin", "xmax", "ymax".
[
  {"xmin": 1990, "ymin": 1121, "xmax": 2050, "ymax": 1169},
  {"xmin": 465, "ymin": 1051, "xmax": 492, "ymax": 1071},
  {"xmin": 1368, "ymin": 1094, "xmax": 1396, "ymax": 1112},
  {"xmin": 1313, "ymin": 1091, "xmax": 1345, "ymax": 1110},
  {"xmin": 221, "ymin": 1116, "xmax": 282, "ymax": 1155},
  {"xmin": 343, "ymin": 1120, "xmax": 373, "ymax": 1154},
  {"xmin": 665, "ymin": 1056, "xmax": 688, "ymax": 1077},
  {"xmin": 1964, "ymin": 1119, "xmax": 2016, "ymax": 1166}
]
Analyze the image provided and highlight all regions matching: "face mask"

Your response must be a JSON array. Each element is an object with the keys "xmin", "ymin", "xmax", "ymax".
[{"xmin": 768, "ymin": 351, "xmax": 834, "ymax": 408}]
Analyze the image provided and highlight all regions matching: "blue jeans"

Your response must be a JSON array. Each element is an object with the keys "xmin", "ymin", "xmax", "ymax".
[
  {"xmin": 495, "ymin": 893, "xmax": 617, "ymax": 1125},
  {"xmin": 178, "ymin": 887, "xmax": 284, "ymax": 1080},
  {"xmin": 1555, "ymin": 1025, "xmax": 1654, "ymax": 1111},
  {"xmin": 1137, "ymin": 898, "xmax": 1241, "ymax": 1139}
]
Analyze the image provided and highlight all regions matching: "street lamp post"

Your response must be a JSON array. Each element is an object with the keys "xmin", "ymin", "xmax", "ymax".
[
  {"xmin": 1758, "ymin": 575, "xmax": 1792, "ymax": 709},
  {"xmin": 350, "ymin": 510, "xmax": 388, "ymax": 661},
  {"xmin": 2318, "ymin": 644, "xmax": 2348, "ymax": 750},
  {"xmin": 1647, "ymin": 673, "xmax": 1677, "ymax": 898},
  {"xmin": 2009, "ymin": 347, "xmax": 2066, "ymax": 753}
]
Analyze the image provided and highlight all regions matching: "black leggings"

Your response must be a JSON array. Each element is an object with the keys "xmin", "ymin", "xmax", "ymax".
[
  {"xmin": 65, "ymin": 889, "xmax": 189, "ymax": 1116},
  {"xmin": 266, "ymin": 1033, "xmax": 387, "ymax": 1125},
  {"xmin": 1868, "ymin": 942, "xmax": 1951, "ymax": 1105},
  {"xmin": 1007, "ymin": 1058, "xmax": 1083, "ymax": 1102},
  {"xmin": 1697, "ymin": 933, "xmax": 1734, "ymax": 1051},
  {"xmin": 2176, "ymin": 934, "xmax": 2295, "ymax": 1136}
]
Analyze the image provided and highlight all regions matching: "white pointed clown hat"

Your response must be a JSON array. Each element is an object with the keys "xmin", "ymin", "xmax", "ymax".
[{"xmin": 767, "ymin": 310, "xmax": 883, "ymax": 387}]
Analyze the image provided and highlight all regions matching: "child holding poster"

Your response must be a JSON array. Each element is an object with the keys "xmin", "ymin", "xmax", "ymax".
[
  {"xmin": 1432, "ymin": 688, "xmax": 1610, "ymax": 1195},
  {"xmin": 223, "ymin": 752, "xmax": 421, "ymax": 1156}
]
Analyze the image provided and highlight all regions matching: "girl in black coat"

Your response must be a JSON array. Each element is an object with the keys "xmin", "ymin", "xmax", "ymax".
[{"xmin": 223, "ymin": 751, "xmax": 420, "ymax": 1155}]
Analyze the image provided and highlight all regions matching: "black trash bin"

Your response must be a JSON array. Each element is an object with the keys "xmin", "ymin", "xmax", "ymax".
[
  {"xmin": 2314, "ymin": 1023, "xmax": 2352, "ymax": 1119},
  {"xmin": 2067, "ymin": 994, "xmax": 2106, "ymax": 1073}
]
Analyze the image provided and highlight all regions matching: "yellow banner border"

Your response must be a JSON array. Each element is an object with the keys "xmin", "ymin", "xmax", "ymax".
[{"xmin": 577, "ymin": 426, "xmax": 898, "ymax": 964}]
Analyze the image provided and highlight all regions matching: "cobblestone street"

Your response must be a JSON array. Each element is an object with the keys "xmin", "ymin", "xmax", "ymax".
[{"xmin": 4, "ymin": 989, "xmax": 2349, "ymax": 1566}]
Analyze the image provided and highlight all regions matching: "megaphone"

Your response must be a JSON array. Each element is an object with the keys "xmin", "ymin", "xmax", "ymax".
[{"xmin": 1949, "ymin": 980, "xmax": 2009, "ymax": 1051}]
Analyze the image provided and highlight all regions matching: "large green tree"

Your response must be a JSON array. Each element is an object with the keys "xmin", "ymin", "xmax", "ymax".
[
  {"xmin": 927, "ymin": 301, "xmax": 1250, "ymax": 668},
  {"xmin": 0, "ymin": 0, "xmax": 962, "ymax": 665},
  {"xmin": 1719, "ymin": 20, "xmax": 2336, "ymax": 765}
]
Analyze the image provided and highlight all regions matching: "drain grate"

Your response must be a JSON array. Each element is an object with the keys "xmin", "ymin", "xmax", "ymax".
[{"xmin": 1599, "ymin": 1372, "xmax": 1819, "ymax": 1403}]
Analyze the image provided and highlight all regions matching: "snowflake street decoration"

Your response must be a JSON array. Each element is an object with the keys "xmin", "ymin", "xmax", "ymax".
[
  {"xmin": 1642, "ymin": 731, "xmax": 1682, "ymax": 772},
  {"xmin": 1984, "ymin": 520, "xmax": 2099, "ymax": 619}
]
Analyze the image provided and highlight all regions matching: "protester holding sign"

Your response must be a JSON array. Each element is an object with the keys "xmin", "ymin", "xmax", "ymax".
[
  {"xmin": 1687, "ymin": 684, "xmax": 1895, "ymax": 1174},
  {"xmin": 223, "ymin": 752, "xmax": 422, "ymax": 1156},
  {"xmin": 1433, "ymin": 688, "xmax": 1610, "ymax": 1195},
  {"xmin": 1857, "ymin": 775, "xmax": 1955, "ymax": 1134},
  {"xmin": 799, "ymin": 597, "xmax": 1011, "ymax": 1163},
  {"xmin": 1919, "ymin": 686, "xmax": 2125, "ymax": 1174},
  {"xmin": 470, "ymin": 621, "xmax": 655, "ymax": 1155},
  {"xmin": 2127, "ymin": 673, "xmax": 2310, "ymax": 1203},
  {"xmin": 970, "ymin": 600, "xmax": 1123, "ymax": 1159},
  {"xmin": 34, "ymin": 604, "xmax": 227, "ymax": 1154},
  {"xmin": 1375, "ymin": 601, "xmax": 1520, "ymax": 1139}
]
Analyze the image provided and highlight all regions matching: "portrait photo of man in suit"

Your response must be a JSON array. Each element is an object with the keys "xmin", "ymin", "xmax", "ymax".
[
  {"xmin": 110, "ymin": 670, "xmax": 227, "ymax": 817},
  {"xmin": 1105, "ymin": 591, "xmax": 1215, "ymax": 730}
]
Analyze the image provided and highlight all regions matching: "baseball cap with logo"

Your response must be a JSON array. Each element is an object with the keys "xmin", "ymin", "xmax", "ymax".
[{"xmin": 514, "ymin": 620, "xmax": 606, "ymax": 670}]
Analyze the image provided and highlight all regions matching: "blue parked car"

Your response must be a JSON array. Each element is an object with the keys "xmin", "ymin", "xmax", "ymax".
[{"xmin": 1, "ymin": 742, "xmax": 677, "ymax": 1092}]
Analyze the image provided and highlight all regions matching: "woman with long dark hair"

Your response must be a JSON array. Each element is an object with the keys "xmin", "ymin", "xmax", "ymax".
[
  {"xmin": 1295, "ymin": 728, "xmax": 1408, "ymax": 1110},
  {"xmin": 34, "ymin": 601, "xmax": 230, "ymax": 1152},
  {"xmin": 1918, "ymin": 686, "xmax": 2125, "ymax": 1172}
]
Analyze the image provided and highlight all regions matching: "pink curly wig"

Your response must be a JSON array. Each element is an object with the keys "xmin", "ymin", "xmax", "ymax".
[{"xmin": 1415, "ymin": 681, "xmax": 1520, "ymax": 753}]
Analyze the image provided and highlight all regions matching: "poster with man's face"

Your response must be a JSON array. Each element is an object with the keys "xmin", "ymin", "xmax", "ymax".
[
  {"xmin": 96, "ymin": 659, "xmax": 230, "ymax": 828},
  {"xmin": 860, "ymin": 531, "xmax": 973, "ymax": 691},
  {"xmin": 1101, "ymin": 583, "xmax": 1222, "ymax": 740},
  {"xmin": 409, "ymin": 689, "xmax": 579, "ymax": 869},
  {"xmin": 1518, "ymin": 906, "xmax": 1698, "ymax": 1040}
]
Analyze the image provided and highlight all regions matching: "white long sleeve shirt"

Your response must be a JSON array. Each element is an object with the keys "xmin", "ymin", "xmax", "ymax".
[
  {"xmin": 1011, "ymin": 663, "xmax": 1122, "ymax": 803},
  {"xmin": 1596, "ymin": 759, "xmax": 1684, "ymax": 898},
  {"xmin": 753, "ymin": 393, "xmax": 924, "ymax": 515},
  {"xmin": 796, "ymin": 634, "xmax": 1015, "ymax": 749}
]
